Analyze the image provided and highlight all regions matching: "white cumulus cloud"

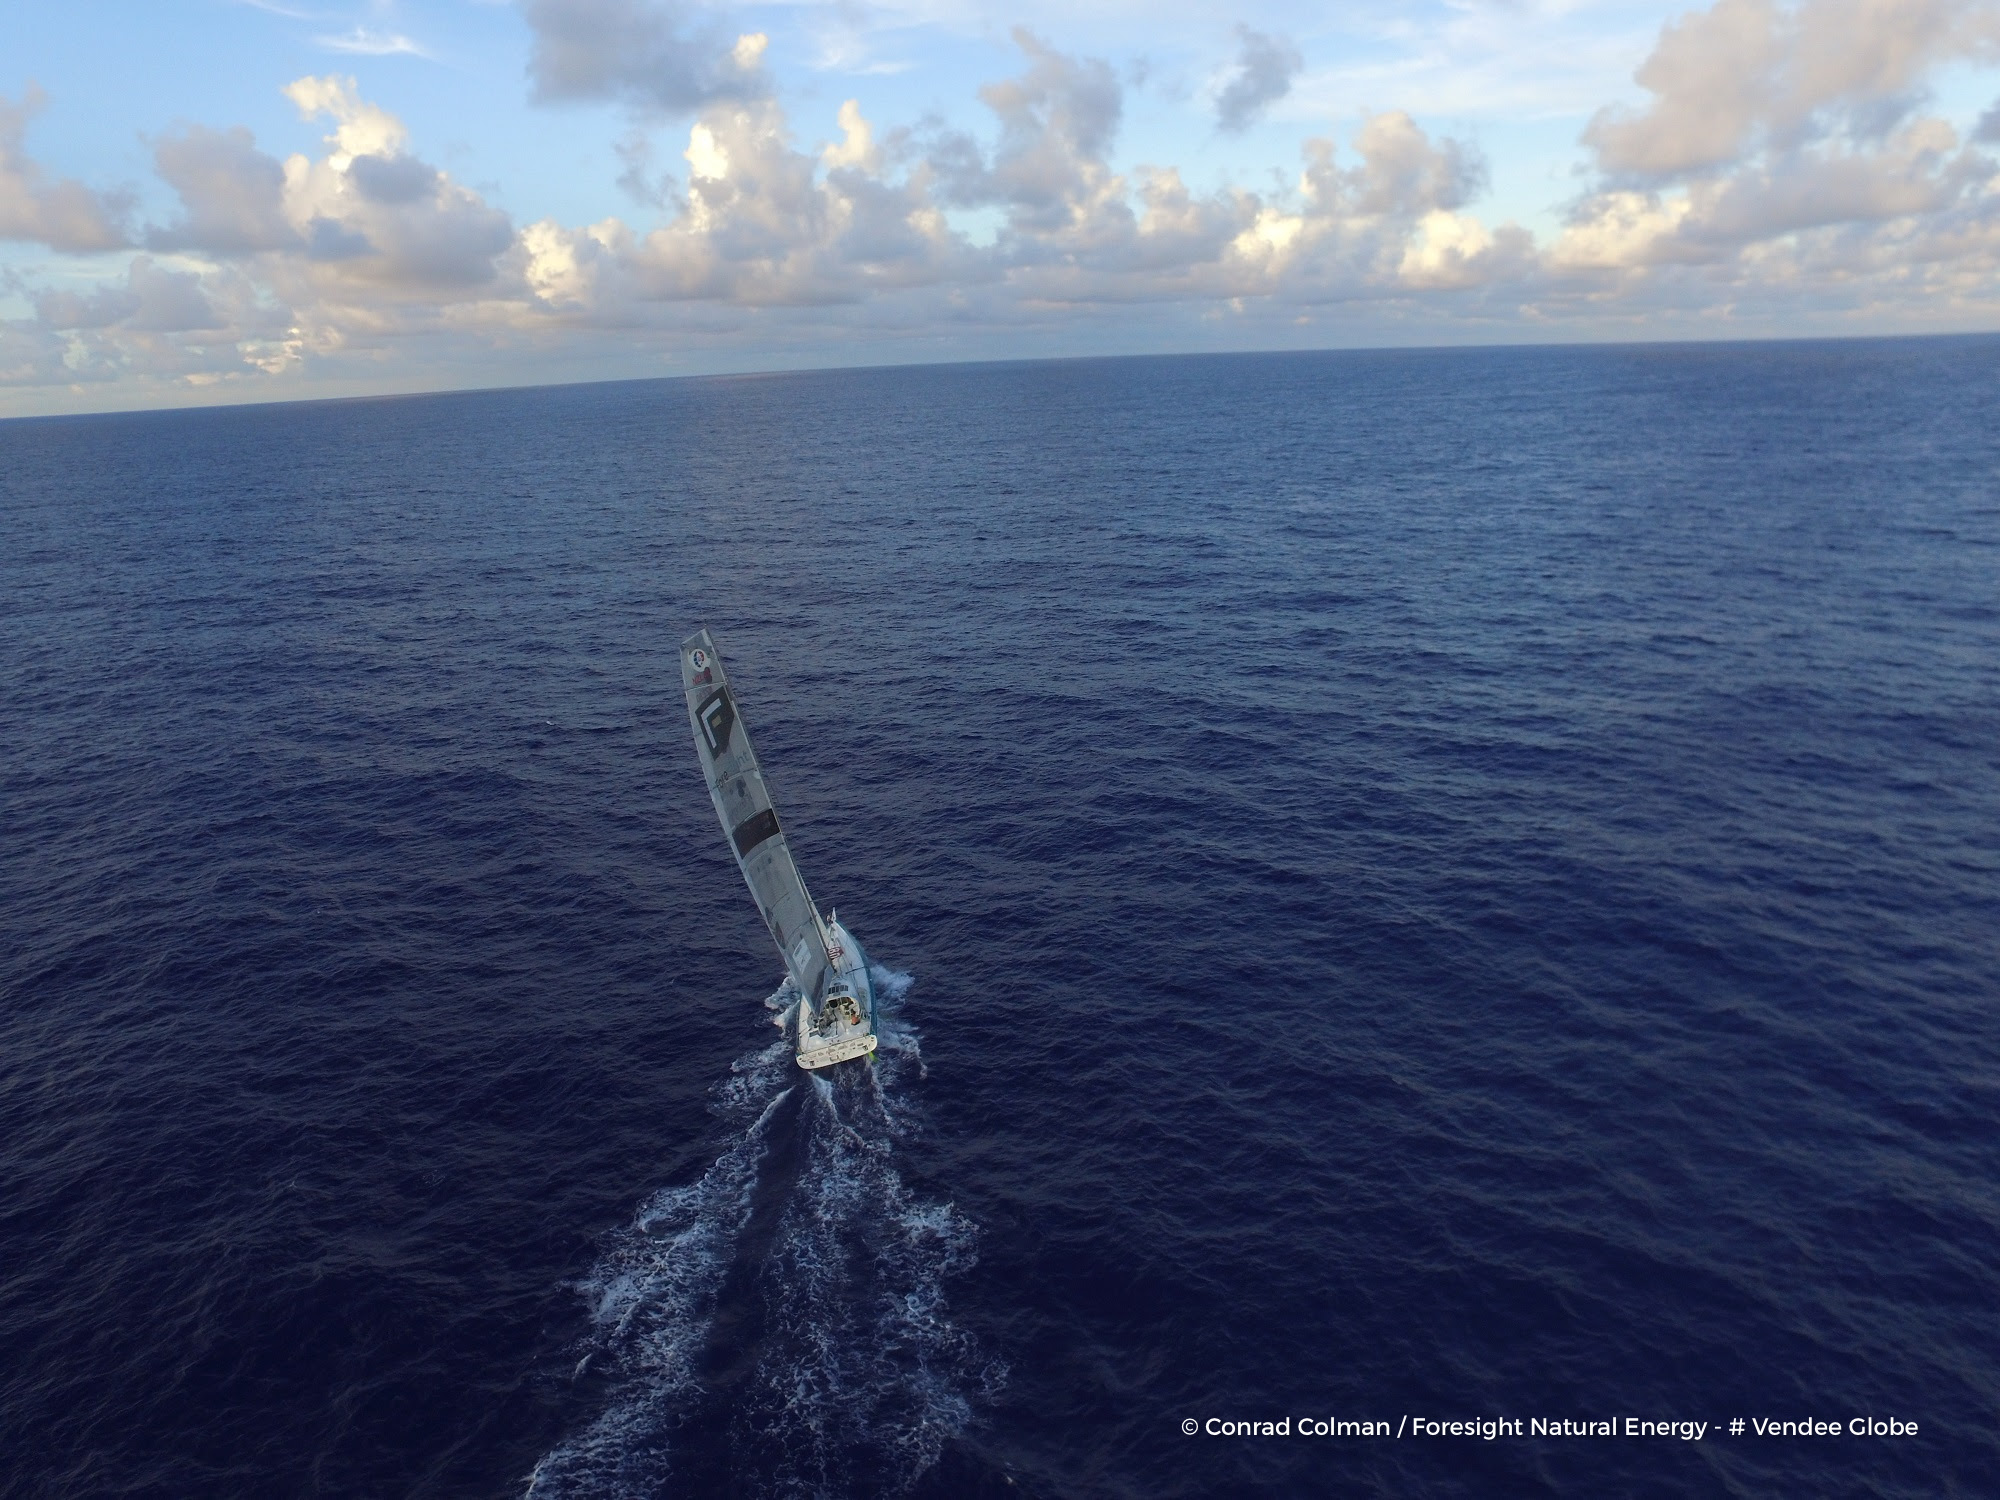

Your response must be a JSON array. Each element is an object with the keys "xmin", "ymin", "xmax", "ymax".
[
  {"xmin": 0, "ymin": 87, "xmax": 132, "ymax": 251},
  {"xmin": 8, "ymin": 5, "xmax": 2000, "ymax": 412}
]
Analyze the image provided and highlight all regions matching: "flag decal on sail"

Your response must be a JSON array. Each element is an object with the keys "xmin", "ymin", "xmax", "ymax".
[{"xmin": 732, "ymin": 807, "xmax": 781, "ymax": 855}]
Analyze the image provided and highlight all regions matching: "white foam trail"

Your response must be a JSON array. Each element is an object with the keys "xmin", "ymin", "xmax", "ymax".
[
  {"xmin": 737, "ymin": 1070, "xmax": 995, "ymax": 1496},
  {"xmin": 869, "ymin": 962, "xmax": 924, "ymax": 1087},
  {"xmin": 526, "ymin": 1034, "xmax": 794, "ymax": 1499},
  {"xmin": 527, "ymin": 966, "xmax": 998, "ymax": 1498}
]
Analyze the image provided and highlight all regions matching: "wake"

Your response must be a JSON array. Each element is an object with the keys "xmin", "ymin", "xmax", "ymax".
[{"xmin": 525, "ymin": 967, "xmax": 999, "ymax": 1498}]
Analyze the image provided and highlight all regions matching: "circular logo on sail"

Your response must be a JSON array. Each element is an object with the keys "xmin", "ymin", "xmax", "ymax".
[{"xmin": 690, "ymin": 648, "xmax": 709, "ymax": 671}]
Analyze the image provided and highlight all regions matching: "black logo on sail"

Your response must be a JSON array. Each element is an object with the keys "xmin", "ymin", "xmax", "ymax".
[
  {"xmin": 697, "ymin": 689, "xmax": 736, "ymax": 755},
  {"xmin": 732, "ymin": 807, "xmax": 781, "ymax": 855}
]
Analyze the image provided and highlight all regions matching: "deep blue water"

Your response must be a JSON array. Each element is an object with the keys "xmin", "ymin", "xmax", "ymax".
[{"xmin": 3, "ymin": 340, "xmax": 1998, "ymax": 1499}]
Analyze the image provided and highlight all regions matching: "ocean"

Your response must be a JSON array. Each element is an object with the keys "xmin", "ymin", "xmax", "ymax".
[{"xmin": 2, "ymin": 339, "xmax": 1996, "ymax": 1498}]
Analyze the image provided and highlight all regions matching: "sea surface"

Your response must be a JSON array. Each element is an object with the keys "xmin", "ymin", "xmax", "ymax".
[{"xmin": 3, "ymin": 340, "xmax": 1998, "ymax": 1499}]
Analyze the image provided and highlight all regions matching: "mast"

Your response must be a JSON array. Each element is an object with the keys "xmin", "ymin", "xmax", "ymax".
[{"xmin": 680, "ymin": 629, "xmax": 833, "ymax": 1006}]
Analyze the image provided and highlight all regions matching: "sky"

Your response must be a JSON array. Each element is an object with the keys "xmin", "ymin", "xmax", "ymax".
[{"xmin": 4, "ymin": 0, "xmax": 2000, "ymax": 414}]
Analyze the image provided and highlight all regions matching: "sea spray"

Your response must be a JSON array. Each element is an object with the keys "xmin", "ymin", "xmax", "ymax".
[
  {"xmin": 524, "ymin": 1039, "xmax": 794, "ymax": 1498},
  {"xmin": 731, "ymin": 1060, "xmax": 995, "ymax": 1496},
  {"xmin": 527, "ymin": 970, "xmax": 999, "ymax": 1497}
]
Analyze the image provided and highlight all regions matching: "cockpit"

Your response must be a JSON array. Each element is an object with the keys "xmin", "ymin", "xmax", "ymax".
[{"xmin": 814, "ymin": 986, "xmax": 863, "ymax": 1031}]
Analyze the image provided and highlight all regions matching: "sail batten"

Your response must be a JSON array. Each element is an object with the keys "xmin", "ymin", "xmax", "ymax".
[{"xmin": 681, "ymin": 629, "xmax": 833, "ymax": 1006}]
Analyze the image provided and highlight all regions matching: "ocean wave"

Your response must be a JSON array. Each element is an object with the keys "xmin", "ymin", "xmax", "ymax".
[{"xmin": 526, "ymin": 970, "xmax": 997, "ymax": 1498}]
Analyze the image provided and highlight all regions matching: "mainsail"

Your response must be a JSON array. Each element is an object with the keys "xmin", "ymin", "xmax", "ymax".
[{"xmin": 680, "ymin": 629, "xmax": 832, "ymax": 1006}]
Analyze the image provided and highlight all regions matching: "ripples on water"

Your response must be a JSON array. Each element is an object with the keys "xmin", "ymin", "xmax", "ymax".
[
  {"xmin": 2, "ymin": 339, "xmax": 1997, "ymax": 1497},
  {"xmin": 527, "ymin": 971, "xmax": 997, "ymax": 1498}
]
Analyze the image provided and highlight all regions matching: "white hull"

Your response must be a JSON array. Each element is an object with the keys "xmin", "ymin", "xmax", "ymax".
[{"xmin": 796, "ymin": 917, "xmax": 877, "ymax": 1070}]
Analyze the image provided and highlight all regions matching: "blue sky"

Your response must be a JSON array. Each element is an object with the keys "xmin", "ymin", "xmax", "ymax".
[{"xmin": 5, "ymin": 0, "xmax": 2000, "ymax": 413}]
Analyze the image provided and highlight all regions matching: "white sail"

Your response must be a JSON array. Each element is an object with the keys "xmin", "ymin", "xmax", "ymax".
[{"xmin": 681, "ymin": 629, "xmax": 833, "ymax": 1006}]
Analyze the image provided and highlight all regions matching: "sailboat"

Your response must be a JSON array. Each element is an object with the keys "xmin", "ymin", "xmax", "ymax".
[{"xmin": 681, "ymin": 629, "xmax": 877, "ymax": 1069}]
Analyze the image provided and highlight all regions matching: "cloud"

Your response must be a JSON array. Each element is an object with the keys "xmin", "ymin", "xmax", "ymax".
[
  {"xmin": 1341, "ymin": 109, "xmax": 1487, "ymax": 217},
  {"xmin": 1585, "ymin": 0, "xmax": 2000, "ymax": 178},
  {"xmin": 1559, "ymin": 0, "xmax": 2000, "ymax": 280},
  {"xmin": 12, "ymin": 16, "xmax": 2000, "ymax": 411},
  {"xmin": 3, "ymin": 47, "xmax": 1537, "ymax": 406},
  {"xmin": 523, "ymin": 0, "xmax": 769, "ymax": 113},
  {"xmin": 149, "ymin": 125, "xmax": 299, "ymax": 252},
  {"xmin": 613, "ymin": 130, "xmax": 678, "ymax": 207},
  {"xmin": 37, "ymin": 256, "xmax": 224, "ymax": 332},
  {"xmin": 0, "ymin": 87, "xmax": 132, "ymax": 251},
  {"xmin": 281, "ymin": 77, "xmax": 515, "ymax": 289},
  {"xmin": 932, "ymin": 29, "xmax": 1126, "ymax": 239},
  {"xmin": 283, "ymin": 75, "xmax": 409, "ymax": 164},
  {"xmin": 1216, "ymin": 113, "xmax": 1514, "ymax": 304},
  {"xmin": 348, "ymin": 153, "xmax": 441, "ymax": 205},
  {"xmin": 316, "ymin": 28, "xmax": 430, "ymax": 57},
  {"xmin": 141, "ymin": 76, "xmax": 513, "ymax": 293},
  {"xmin": 923, "ymin": 40, "xmax": 1500, "ymax": 307},
  {"xmin": 1215, "ymin": 26, "xmax": 1302, "ymax": 134},
  {"xmin": 0, "ymin": 322, "xmax": 76, "ymax": 388},
  {"xmin": 523, "ymin": 93, "xmax": 970, "ymax": 312},
  {"xmin": 822, "ymin": 99, "xmax": 880, "ymax": 173},
  {"xmin": 1557, "ymin": 119, "xmax": 1995, "ymax": 268},
  {"xmin": 13, "ymin": 77, "xmax": 528, "ymax": 399},
  {"xmin": 14, "ymin": 253, "xmax": 296, "ymax": 392}
]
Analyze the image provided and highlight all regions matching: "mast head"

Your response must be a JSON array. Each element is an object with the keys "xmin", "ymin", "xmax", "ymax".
[{"xmin": 682, "ymin": 628, "xmax": 726, "ymax": 694}]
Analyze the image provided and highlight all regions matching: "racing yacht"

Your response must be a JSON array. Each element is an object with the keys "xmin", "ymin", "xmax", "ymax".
[{"xmin": 681, "ymin": 629, "xmax": 876, "ymax": 1069}]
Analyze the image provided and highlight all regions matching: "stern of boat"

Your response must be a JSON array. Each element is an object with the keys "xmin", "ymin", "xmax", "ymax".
[{"xmin": 795, "ymin": 917, "xmax": 877, "ymax": 1069}]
